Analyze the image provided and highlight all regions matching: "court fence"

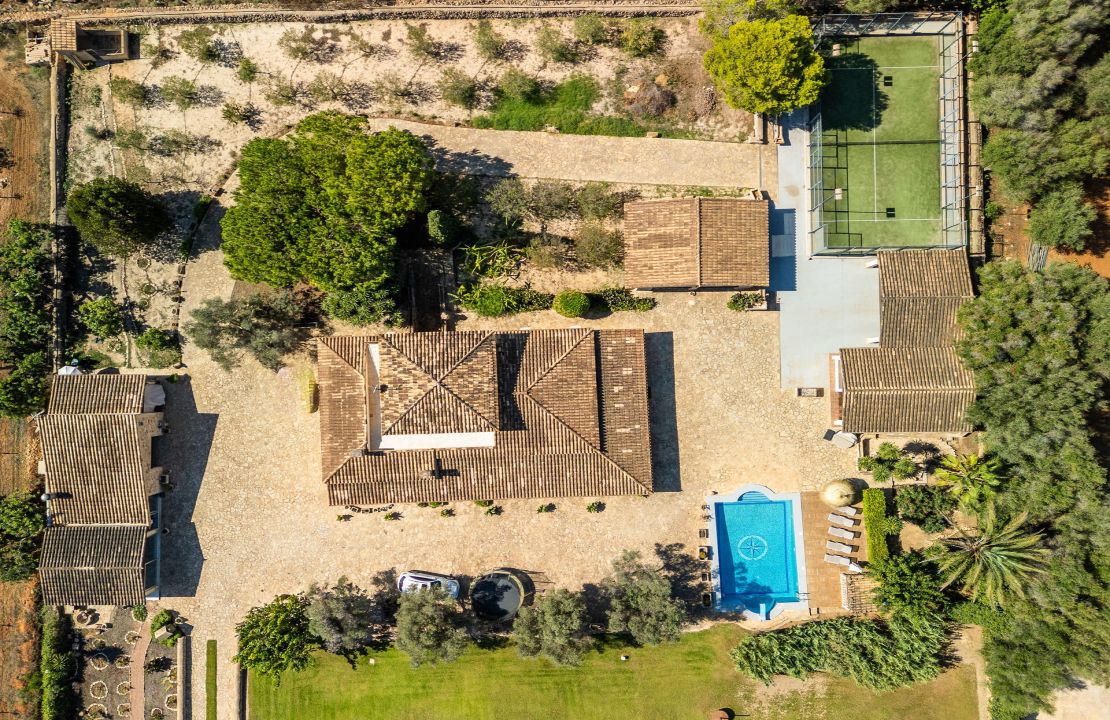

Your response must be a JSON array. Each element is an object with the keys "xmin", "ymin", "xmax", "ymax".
[{"xmin": 807, "ymin": 13, "xmax": 971, "ymax": 256}]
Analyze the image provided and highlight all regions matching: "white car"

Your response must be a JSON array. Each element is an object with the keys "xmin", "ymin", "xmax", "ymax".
[{"xmin": 397, "ymin": 571, "xmax": 461, "ymax": 599}]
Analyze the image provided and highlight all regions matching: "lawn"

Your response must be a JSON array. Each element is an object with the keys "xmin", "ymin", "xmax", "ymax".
[
  {"xmin": 249, "ymin": 625, "xmax": 980, "ymax": 720},
  {"xmin": 816, "ymin": 35, "xmax": 943, "ymax": 250}
]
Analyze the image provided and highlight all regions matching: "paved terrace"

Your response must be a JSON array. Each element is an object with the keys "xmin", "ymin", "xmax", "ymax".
[{"xmin": 365, "ymin": 118, "xmax": 778, "ymax": 192}]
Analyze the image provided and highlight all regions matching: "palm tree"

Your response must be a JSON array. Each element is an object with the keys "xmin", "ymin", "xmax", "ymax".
[
  {"xmin": 935, "ymin": 504, "xmax": 1050, "ymax": 608},
  {"xmin": 934, "ymin": 453, "xmax": 1003, "ymax": 511}
]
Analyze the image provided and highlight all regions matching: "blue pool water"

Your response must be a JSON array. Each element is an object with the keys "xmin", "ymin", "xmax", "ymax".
[{"xmin": 714, "ymin": 491, "xmax": 800, "ymax": 615}]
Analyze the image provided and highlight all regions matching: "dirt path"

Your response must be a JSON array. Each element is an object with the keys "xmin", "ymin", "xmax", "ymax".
[
  {"xmin": 0, "ymin": 61, "xmax": 46, "ymax": 226},
  {"xmin": 952, "ymin": 625, "xmax": 990, "ymax": 720},
  {"xmin": 365, "ymin": 118, "xmax": 777, "ymax": 193}
]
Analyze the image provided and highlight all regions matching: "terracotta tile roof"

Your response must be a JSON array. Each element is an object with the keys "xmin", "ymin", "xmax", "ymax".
[
  {"xmin": 840, "ymin": 249, "xmax": 975, "ymax": 435},
  {"xmin": 39, "ymin": 526, "xmax": 146, "ymax": 607},
  {"xmin": 840, "ymin": 347, "xmax": 974, "ymax": 434},
  {"xmin": 623, "ymin": 197, "xmax": 769, "ymax": 289},
  {"xmin": 48, "ymin": 374, "xmax": 146, "ymax": 414},
  {"xmin": 318, "ymin": 329, "xmax": 653, "ymax": 503},
  {"xmin": 878, "ymin": 249, "xmax": 973, "ymax": 347},
  {"xmin": 38, "ymin": 414, "xmax": 151, "ymax": 526}
]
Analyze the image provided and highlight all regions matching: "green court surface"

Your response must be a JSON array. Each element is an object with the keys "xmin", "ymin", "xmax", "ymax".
[{"xmin": 816, "ymin": 36, "xmax": 942, "ymax": 249}]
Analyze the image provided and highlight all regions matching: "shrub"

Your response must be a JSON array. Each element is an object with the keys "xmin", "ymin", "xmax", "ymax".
[
  {"xmin": 576, "ymin": 182, "xmax": 623, "ymax": 220},
  {"xmin": 404, "ymin": 23, "xmax": 440, "ymax": 61},
  {"xmin": 895, "ymin": 485, "xmax": 955, "ymax": 534},
  {"xmin": 862, "ymin": 488, "xmax": 891, "ymax": 564},
  {"xmin": 221, "ymin": 102, "xmax": 252, "ymax": 126},
  {"xmin": 455, "ymin": 283, "xmax": 553, "ymax": 317},
  {"xmin": 573, "ymin": 14, "xmax": 610, "ymax": 45},
  {"xmin": 869, "ymin": 552, "xmax": 948, "ymax": 623},
  {"xmin": 573, "ymin": 223, "xmax": 622, "ymax": 267},
  {"xmin": 176, "ymin": 26, "xmax": 219, "ymax": 63},
  {"xmin": 525, "ymin": 235, "xmax": 567, "ymax": 269},
  {"xmin": 472, "ymin": 19, "xmax": 508, "ymax": 61},
  {"xmin": 553, "ymin": 290, "xmax": 590, "ymax": 318},
  {"xmin": 305, "ymin": 578, "xmax": 384, "ymax": 654},
  {"xmin": 727, "ymin": 291, "xmax": 763, "ymax": 311},
  {"xmin": 384, "ymin": 512, "xmax": 400, "ymax": 521},
  {"xmin": 597, "ymin": 287, "xmax": 654, "ymax": 312},
  {"xmin": 536, "ymin": 25, "xmax": 579, "ymax": 64},
  {"xmin": 40, "ymin": 607, "xmax": 76, "ymax": 720},
  {"xmin": 109, "ymin": 77, "xmax": 151, "ymax": 107},
  {"xmin": 438, "ymin": 68, "xmax": 479, "ymax": 109},
  {"xmin": 322, "ymin": 284, "xmax": 397, "ymax": 326},
  {"xmin": 858, "ymin": 442, "xmax": 918, "ymax": 483},
  {"xmin": 426, "ymin": 209, "xmax": 458, "ymax": 246},
  {"xmin": 131, "ymin": 605, "xmax": 148, "ymax": 622},
  {"xmin": 730, "ymin": 615, "xmax": 945, "ymax": 690},
  {"xmin": 0, "ymin": 491, "xmax": 44, "ymax": 581},
  {"xmin": 183, "ymin": 291, "xmax": 311, "ymax": 371},
  {"xmin": 78, "ymin": 297, "xmax": 124, "ymax": 339},
  {"xmin": 0, "ymin": 353, "xmax": 49, "ymax": 417},
  {"xmin": 237, "ymin": 57, "xmax": 260, "ymax": 83},
  {"xmin": 620, "ymin": 19, "xmax": 665, "ymax": 57},
  {"xmin": 135, "ymin": 328, "xmax": 181, "ymax": 369},
  {"xmin": 497, "ymin": 68, "xmax": 541, "ymax": 102},
  {"xmin": 586, "ymin": 501, "xmax": 604, "ymax": 513},
  {"xmin": 160, "ymin": 76, "xmax": 199, "ymax": 111},
  {"xmin": 150, "ymin": 610, "xmax": 174, "ymax": 632}
]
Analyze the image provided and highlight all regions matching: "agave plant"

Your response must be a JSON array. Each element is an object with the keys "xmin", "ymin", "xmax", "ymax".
[
  {"xmin": 935, "ymin": 504, "xmax": 1049, "ymax": 608},
  {"xmin": 934, "ymin": 453, "xmax": 1003, "ymax": 511}
]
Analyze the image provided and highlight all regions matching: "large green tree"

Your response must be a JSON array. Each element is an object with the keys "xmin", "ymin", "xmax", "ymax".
[
  {"xmin": 234, "ymin": 594, "xmax": 315, "ymax": 683},
  {"xmin": 934, "ymin": 453, "xmax": 1004, "ymax": 513},
  {"xmin": 394, "ymin": 586, "xmax": 470, "ymax": 667},
  {"xmin": 512, "ymin": 588, "xmax": 592, "ymax": 666},
  {"xmin": 703, "ymin": 15, "xmax": 826, "ymax": 115},
  {"xmin": 0, "ymin": 221, "xmax": 52, "ymax": 417},
  {"xmin": 221, "ymin": 112, "xmax": 434, "ymax": 325},
  {"xmin": 304, "ymin": 577, "xmax": 385, "ymax": 656},
  {"xmin": 1026, "ymin": 181, "xmax": 1097, "ymax": 251},
  {"xmin": 66, "ymin": 177, "xmax": 169, "ymax": 258},
  {"xmin": 602, "ymin": 550, "xmax": 686, "ymax": 646}
]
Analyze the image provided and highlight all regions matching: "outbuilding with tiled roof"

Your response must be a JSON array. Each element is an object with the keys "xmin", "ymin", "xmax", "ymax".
[
  {"xmin": 834, "ymin": 249, "xmax": 976, "ymax": 436},
  {"xmin": 623, "ymin": 196, "xmax": 770, "ymax": 289}
]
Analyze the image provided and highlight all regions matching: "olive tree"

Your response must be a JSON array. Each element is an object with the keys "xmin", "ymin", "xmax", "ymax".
[{"xmin": 66, "ymin": 177, "xmax": 169, "ymax": 258}]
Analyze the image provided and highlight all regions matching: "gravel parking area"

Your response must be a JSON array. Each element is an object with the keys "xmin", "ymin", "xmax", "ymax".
[{"xmin": 161, "ymin": 213, "xmax": 855, "ymax": 718}]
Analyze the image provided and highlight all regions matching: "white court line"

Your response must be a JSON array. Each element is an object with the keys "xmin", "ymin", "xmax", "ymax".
[
  {"xmin": 844, "ymin": 218, "xmax": 941, "ymax": 223},
  {"xmin": 833, "ymin": 66, "xmax": 940, "ymax": 71},
  {"xmin": 872, "ymin": 81, "xmax": 878, "ymax": 217}
]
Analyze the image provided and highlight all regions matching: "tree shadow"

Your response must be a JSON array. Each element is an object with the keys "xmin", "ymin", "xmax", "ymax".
[
  {"xmin": 654, "ymin": 542, "xmax": 706, "ymax": 616},
  {"xmin": 824, "ymin": 52, "xmax": 889, "ymax": 132},
  {"xmin": 645, "ymin": 332, "xmax": 681, "ymax": 492},
  {"xmin": 157, "ymin": 375, "xmax": 218, "ymax": 598},
  {"xmin": 423, "ymin": 138, "xmax": 515, "ymax": 178}
]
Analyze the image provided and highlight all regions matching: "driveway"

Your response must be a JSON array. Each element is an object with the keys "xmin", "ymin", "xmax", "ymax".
[{"xmin": 365, "ymin": 118, "xmax": 778, "ymax": 194}]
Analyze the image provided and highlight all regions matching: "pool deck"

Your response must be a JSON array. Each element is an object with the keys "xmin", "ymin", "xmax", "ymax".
[{"xmin": 800, "ymin": 492, "xmax": 868, "ymax": 612}]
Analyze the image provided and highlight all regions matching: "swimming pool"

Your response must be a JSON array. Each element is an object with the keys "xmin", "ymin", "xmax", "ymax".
[{"xmin": 707, "ymin": 485, "xmax": 809, "ymax": 619}]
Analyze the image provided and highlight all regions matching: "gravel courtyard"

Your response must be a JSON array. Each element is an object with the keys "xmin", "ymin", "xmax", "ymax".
[{"xmin": 157, "ymin": 210, "xmax": 855, "ymax": 717}]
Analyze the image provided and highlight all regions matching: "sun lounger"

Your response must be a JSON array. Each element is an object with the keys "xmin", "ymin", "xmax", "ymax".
[
  {"xmin": 828, "ymin": 526, "xmax": 856, "ymax": 539},
  {"xmin": 828, "ymin": 513, "xmax": 858, "ymax": 527},
  {"xmin": 824, "ymin": 553, "xmax": 851, "ymax": 566},
  {"xmin": 836, "ymin": 506, "xmax": 860, "ymax": 516},
  {"xmin": 826, "ymin": 540, "xmax": 854, "ymax": 553}
]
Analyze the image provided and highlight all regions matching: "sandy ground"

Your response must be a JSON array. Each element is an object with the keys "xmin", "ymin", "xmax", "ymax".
[
  {"xmin": 0, "ymin": 53, "xmax": 50, "ymax": 226},
  {"xmin": 1041, "ymin": 684, "xmax": 1110, "ymax": 720},
  {"xmin": 158, "ymin": 195, "xmax": 857, "ymax": 717}
]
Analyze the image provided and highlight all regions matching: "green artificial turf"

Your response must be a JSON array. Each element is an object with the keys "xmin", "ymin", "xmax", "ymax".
[
  {"xmin": 816, "ymin": 36, "xmax": 943, "ymax": 249},
  {"xmin": 249, "ymin": 625, "xmax": 979, "ymax": 720},
  {"xmin": 206, "ymin": 639, "xmax": 217, "ymax": 720}
]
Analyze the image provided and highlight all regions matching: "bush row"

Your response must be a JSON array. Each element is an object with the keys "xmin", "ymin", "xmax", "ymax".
[
  {"xmin": 40, "ymin": 606, "xmax": 76, "ymax": 720},
  {"xmin": 861, "ymin": 488, "xmax": 890, "ymax": 564},
  {"xmin": 0, "ymin": 221, "xmax": 53, "ymax": 417}
]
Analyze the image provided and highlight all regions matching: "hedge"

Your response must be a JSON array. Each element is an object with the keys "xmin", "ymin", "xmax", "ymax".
[
  {"xmin": 40, "ymin": 606, "xmax": 76, "ymax": 720},
  {"xmin": 862, "ymin": 488, "xmax": 890, "ymax": 564},
  {"xmin": 206, "ymin": 639, "xmax": 218, "ymax": 720}
]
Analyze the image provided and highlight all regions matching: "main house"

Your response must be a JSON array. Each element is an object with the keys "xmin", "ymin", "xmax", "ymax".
[
  {"xmin": 831, "ymin": 248, "xmax": 975, "ymax": 435},
  {"xmin": 317, "ymin": 329, "xmax": 653, "ymax": 505},
  {"xmin": 38, "ymin": 373, "xmax": 167, "ymax": 608}
]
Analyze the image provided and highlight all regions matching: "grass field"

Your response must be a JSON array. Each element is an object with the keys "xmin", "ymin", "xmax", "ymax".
[
  {"xmin": 249, "ymin": 625, "xmax": 979, "ymax": 720},
  {"xmin": 816, "ymin": 36, "xmax": 942, "ymax": 250}
]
